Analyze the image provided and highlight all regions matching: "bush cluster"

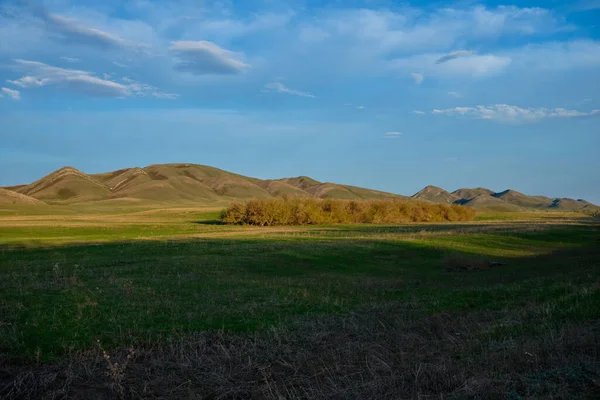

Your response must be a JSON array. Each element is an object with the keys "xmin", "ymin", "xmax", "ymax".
[{"xmin": 220, "ymin": 197, "xmax": 476, "ymax": 226}]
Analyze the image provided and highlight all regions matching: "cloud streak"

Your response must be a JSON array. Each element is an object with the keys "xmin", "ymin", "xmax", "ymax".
[
  {"xmin": 1, "ymin": 87, "xmax": 21, "ymax": 100},
  {"xmin": 8, "ymin": 59, "xmax": 176, "ymax": 99},
  {"xmin": 60, "ymin": 56, "xmax": 80, "ymax": 63},
  {"xmin": 33, "ymin": 8, "xmax": 145, "ymax": 51},
  {"xmin": 432, "ymin": 104, "xmax": 600, "ymax": 123},
  {"xmin": 383, "ymin": 131, "xmax": 404, "ymax": 139},
  {"xmin": 170, "ymin": 41, "xmax": 250, "ymax": 75},
  {"xmin": 264, "ymin": 82, "xmax": 315, "ymax": 98}
]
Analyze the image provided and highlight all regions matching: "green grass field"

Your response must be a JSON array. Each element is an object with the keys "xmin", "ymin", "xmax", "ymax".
[{"xmin": 1, "ymin": 205, "xmax": 599, "ymax": 399}]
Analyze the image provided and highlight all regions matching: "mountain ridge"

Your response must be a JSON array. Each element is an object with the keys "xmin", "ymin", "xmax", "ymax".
[{"xmin": 2, "ymin": 164, "xmax": 598, "ymax": 211}]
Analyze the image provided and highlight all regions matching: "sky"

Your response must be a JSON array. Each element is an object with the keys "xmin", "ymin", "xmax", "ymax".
[{"xmin": 0, "ymin": 0, "xmax": 599, "ymax": 202}]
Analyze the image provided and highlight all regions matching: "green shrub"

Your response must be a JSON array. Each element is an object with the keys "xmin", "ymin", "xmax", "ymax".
[{"xmin": 221, "ymin": 198, "xmax": 476, "ymax": 226}]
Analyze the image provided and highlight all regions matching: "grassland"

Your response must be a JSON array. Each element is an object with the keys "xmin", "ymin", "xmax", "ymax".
[{"xmin": 0, "ymin": 205, "xmax": 599, "ymax": 399}]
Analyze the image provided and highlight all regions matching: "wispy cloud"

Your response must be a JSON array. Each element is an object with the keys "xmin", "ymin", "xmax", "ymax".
[
  {"xmin": 34, "ymin": 8, "xmax": 145, "ymax": 51},
  {"xmin": 1, "ymin": 87, "xmax": 21, "ymax": 100},
  {"xmin": 60, "ymin": 56, "xmax": 80, "ymax": 63},
  {"xmin": 411, "ymin": 72, "xmax": 424, "ymax": 84},
  {"xmin": 264, "ymin": 82, "xmax": 315, "ymax": 98},
  {"xmin": 383, "ymin": 131, "xmax": 404, "ymax": 139},
  {"xmin": 412, "ymin": 110, "xmax": 425, "ymax": 115},
  {"xmin": 170, "ymin": 41, "xmax": 249, "ymax": 75},
  {"xmin": 112, "ymin": 61, "xmax": 129, "ymax": 68},
  {"xmin": 448, "ymin": 91, "xmax": 463, "ymax": 98},
  {"xmin": 120, "ymin": 77, "xmax": 179, "ymax": 99},
  {"xmin": 432, "ymin": 104, "xmax": 600, "ymax": 123},
  {"xmin": 8, "ymin": 59, "xmax": 176, "ymax": 99}
]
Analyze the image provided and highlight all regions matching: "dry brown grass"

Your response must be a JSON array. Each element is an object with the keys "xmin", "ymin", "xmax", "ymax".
[{"xmin": 1, "ymin": 304, "xmax": 598, "ymax": 399}]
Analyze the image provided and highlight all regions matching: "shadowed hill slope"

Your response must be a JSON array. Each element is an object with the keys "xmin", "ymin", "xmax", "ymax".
[
  {"xmin": 452, "ymin": 188, "xmax": 495, "ymax": 201},
  {"xmin": 492, "ymin": 189, "xmax": 554, "ymax": 209},
  {"xmin": 459, "ymin": 194, "xmax": 525, "ymax": 212}
]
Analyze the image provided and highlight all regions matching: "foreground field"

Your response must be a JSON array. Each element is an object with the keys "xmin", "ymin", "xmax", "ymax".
[{"xmin": 1, "ymin": 206, "xmax": 599, "ymax": 399}]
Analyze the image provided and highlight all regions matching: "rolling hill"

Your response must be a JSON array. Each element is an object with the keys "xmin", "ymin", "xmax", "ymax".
[
  {"xmin": 1, "ymin": 164, "xmax": 406, "ymax": 205},
  {"xmin": 2, "ymin": 163, "xmax": 598, "ymax": 211},
  {"xmin": 0, "ymin": 188, "xmax": 45, "ymax": 205},
  {"xmin": 413, "ymin": 186, "xmax": 458, "ymax": 204}
]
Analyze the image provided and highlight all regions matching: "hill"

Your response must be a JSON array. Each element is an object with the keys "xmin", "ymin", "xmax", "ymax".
[
  {"xmin": 0, "ymin": 188, "xmax": 45, "ymax": 205},
  {"xmin": 452, "ymin": 187, "xmax": 495, "ymax": 201},
  {"xmin": 2, "ymin": 164, "xmax": 405, "ymax": 205},
  {"xmin": 15, "ymin": 167, "xmax": 111, "ymax": 203},
  {"xmin": 460, "ymin": 194, "xmax": 524, "ymax": 212},
  {"xmin": 412, "ymin": 186, "xmax": 458, "ymax": 204},
  {"xmin": 492, "ymin": 189, "xmax": 554, "ymax": 209},
  {"xmin": 1, "ymin": 164, "xmax": 597, "ymax": 210}
]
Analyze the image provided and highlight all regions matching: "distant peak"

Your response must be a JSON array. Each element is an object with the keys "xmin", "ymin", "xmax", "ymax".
[
  {"xmin": 52, "ymin": 166, "xmax": 86, "ymax": 176},
  {"xmin": 416, "ymin": 185, "xmax": 447, "ymax": 194}
]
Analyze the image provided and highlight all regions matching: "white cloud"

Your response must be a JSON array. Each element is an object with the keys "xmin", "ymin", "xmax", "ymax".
[
  {"xmin": 121, "ymin": 77, "xmax": 179, "ymax": 99},
  {"xmin": 8, "ymin": 59, "xmax": 176, "ymax": 99},
  {"xmin": 35, "ymin": 9, "xmax": 144, "ymax": 50},
  {"xmin": 448, "ymin": 91, "xmax": 463, "ymax": 98},
  {"xmin": 436, "ymin": 50, "xmax": 473, "ymax": 64},
  {"xmin": 1, "ymin": 87, "xmax": 21, "ymax": 100},
  {"xmin": 357, "ymin": 105, "xmax": 365, "ymax": 110},
  {"xmin": 383, "ymin": 131, "xmax": 404, "ymax": 139},
  {"xmin": 264, "ymin": 82, "xmax": 315, "ymax": 98},
  {"xmin": 170, "ymin": 41, "xmax": 249, "ymax": 75},
  {"xmin": 60, "ymin": 56, "xmax": 80, "ymax": 63},
  {"xmin": 411, "ymin": 72, "xmax": 424, "ymax": 84},
  {"xmin": 412, "ymin": 110, "xmax": 425, "ymax": 115},
  {"xmin": 298, "ymin": 6, "xmax": 563, "ymax": 55},
  {"xmin": 432, "ymin": 104, "xmax": 600, "ymax": 123}
]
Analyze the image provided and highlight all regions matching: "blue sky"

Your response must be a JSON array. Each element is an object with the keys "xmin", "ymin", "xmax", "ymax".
[{"xmin": 1, "ymin": 0, "xmax": 599, "ymax": 202}]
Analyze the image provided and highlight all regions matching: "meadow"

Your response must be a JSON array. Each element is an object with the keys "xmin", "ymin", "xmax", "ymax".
[{"xmin": 0, "ymin": 204, "xmax": 599, "ymax": 399}]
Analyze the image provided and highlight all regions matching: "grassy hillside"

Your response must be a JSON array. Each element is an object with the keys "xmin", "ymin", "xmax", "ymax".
[
  {"xmin": 0, "ymin": 188, "xmax": 45, "ymax": 205},
  {"xmin": 461, "ymin": 194, "xmax": 525, "ymax": 212},
  {"xmin": 2, "ymin": 164, "xmax": 598, "ymax": 211},
  {"xmin": 2, "ymin": 165, "xmax": 409, "ymax": 206},
  {"xmin": 16, "ymin": 167, "xmax": 111, "ymax": 204},
  {"xmin": 492, "ymin": 189, "xmax": 554, "ymax": 209}
]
